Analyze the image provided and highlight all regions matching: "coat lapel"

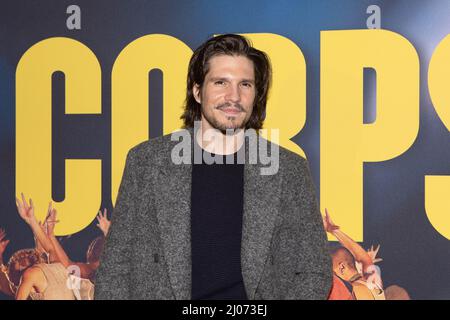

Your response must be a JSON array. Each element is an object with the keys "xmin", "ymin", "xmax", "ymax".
[
  {"xmin": 152, "ymin": 130, "xmax": 193, "ymax": 300},
  {"xmin": 153, "ymin": 128, "xmax": 281, "ymax": 300},
  {"xmin": 241, "ymin": 136, "xmax": 281, "ymax": 299}
]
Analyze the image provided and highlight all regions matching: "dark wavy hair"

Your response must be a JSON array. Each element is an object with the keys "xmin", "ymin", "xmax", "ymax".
[{"xmin": 180, "ymin": 34, "xmax": 272, "ymax": 130}]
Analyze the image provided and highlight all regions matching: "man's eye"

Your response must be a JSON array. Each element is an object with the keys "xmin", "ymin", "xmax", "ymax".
[
  {"xmin": 214, "ymin": 81, "xmax": 225, "ymax": 85},
  {"xmin": 241, "ymin": 82, "xmax": 252, "ymax": 88}
]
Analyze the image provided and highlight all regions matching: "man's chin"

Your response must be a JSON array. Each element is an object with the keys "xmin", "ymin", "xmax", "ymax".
[
  {"xmin": 215, "ymin": 124, "xmax": 246, "ymax": 134},
  {"xmin": 202, "ymin": 114, "xmax": 248, "ymax": 133}
]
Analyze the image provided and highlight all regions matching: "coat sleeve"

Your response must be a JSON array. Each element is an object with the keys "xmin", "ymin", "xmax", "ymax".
[
  {"xmin": 283, "ymin": 156, "xmax": 333, "ymax": 300},
  {"xmin": 94, "ymin": 149, "xmax": 138, "ymax": 300}
]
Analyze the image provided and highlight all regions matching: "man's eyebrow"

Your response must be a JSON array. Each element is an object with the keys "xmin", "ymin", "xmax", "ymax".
[
  {"xmin": 209, "ymin": 77, "xmax": 229, "ymax": 82},
  {"xmin": 208, "ymin": 77, "xmax": 255, "ymax": 83}
]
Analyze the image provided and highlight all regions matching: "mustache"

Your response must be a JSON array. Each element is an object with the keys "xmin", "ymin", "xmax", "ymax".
[{"xmin": 215, "ymin": 102, "xmax": 245, "ymax": 112}]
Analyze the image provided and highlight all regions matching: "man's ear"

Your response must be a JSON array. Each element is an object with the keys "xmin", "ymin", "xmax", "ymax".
[
  {"xmin": 339, "ymin": 262, "xmax": 346, "ymax": 275},
  {"xmin": 193, "ymin": 84, "xmax": 201, "ymax": 104}
]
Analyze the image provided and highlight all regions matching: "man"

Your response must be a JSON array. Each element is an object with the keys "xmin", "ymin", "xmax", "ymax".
[
  {"xmin": 95, "ymin": 34, "xmax": 332, "ymax": 300},
  {"xmin": 323, "ymin": 209, "xmax": 385, "ymax": 300}
]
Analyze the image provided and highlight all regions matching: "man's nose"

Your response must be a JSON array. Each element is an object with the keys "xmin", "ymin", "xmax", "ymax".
[{"xmin": 224, "ymin": 84, "xmax": 241, "ymax": 103}]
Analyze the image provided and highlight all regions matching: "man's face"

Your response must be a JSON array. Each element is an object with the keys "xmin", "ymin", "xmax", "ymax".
[{"xmin": 193, "ymin": 54, "xmax": 256, "ymax": 132}]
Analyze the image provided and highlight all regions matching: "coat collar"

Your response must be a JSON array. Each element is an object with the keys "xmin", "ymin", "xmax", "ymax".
[{"xmin": 152, "ymin": 127, "xmax": 281, "ymax": 299}]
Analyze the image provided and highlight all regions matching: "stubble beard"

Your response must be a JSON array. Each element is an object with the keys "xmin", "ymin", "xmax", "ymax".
[{"xmin": 201, "ymin": 103, "xmax": 249, "ymax": 135}]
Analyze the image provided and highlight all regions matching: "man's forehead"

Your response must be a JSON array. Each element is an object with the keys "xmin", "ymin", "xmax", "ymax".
[{"xmin": 206, "ymin": 54, "xmax": 255, "ymax": 77}]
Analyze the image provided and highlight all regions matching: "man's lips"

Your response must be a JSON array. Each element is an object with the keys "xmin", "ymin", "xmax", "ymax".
[{"xmin": 219, "ymin": 107, "xmax": 242, "ymax": 115}]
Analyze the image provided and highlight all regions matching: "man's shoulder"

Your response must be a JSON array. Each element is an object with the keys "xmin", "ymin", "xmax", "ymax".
[
  {"xmin": 258, "ymin": 135, "xmax": 309, "ymax": 171},
  {"xmin": 129, "ymin": 132, "xmax": 173, "ymax": 154},
  {"xmin": 126, "ymin": 130, "xmax": 181, "ymax": 165}
]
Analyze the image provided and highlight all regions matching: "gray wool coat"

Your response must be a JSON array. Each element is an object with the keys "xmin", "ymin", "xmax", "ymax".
[{"xmin": 94, "ymin": 127, "xmax": 332, "ymax": 300}]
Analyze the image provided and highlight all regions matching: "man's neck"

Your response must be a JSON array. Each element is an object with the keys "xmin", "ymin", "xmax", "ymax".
[{"xmin": 196, "ymin": 123, "xmax": 245, "ymax": 156}]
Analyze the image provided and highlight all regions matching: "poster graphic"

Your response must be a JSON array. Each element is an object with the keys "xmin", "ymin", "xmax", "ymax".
[{"xmin": 0, "ymin": 0, "xmax": 449, "ymax": 300}]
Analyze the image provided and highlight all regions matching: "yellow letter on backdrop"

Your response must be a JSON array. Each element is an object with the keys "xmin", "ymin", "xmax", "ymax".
[
  {"xmin": 321, "ymin": 30, "xmax": 419, "ymax": 241},
  {"xmin": 111, "ymin": 35, "xmax": 192, "ymax": 204},
  {"xmin": 16, "ymin": 37, "xmax": 102, "ymax": 235},
  {"xmin": 426, "ymin": 34, "xmax": 450, "ymax": 240},
  {"xmin": 242, "ymin": 33, "xmax": 307, "ymax": 158}
]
